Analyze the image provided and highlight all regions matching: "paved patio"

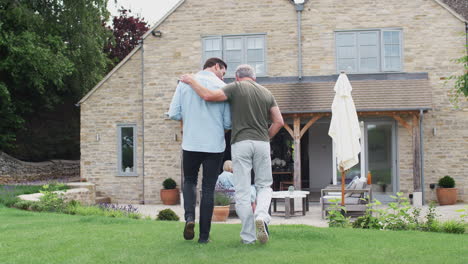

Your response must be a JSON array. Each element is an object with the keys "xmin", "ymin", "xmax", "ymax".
[{"xmin": 133, "ymin": 201, "xmax": 467, "ymax": 227}]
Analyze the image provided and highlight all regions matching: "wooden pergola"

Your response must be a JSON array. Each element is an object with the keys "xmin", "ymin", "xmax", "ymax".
[{"xmin": 281, "ymin": 110, "xmax": 423, "ymax": 191}]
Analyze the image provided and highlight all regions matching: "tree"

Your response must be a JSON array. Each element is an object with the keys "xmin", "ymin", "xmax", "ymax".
[
  {"xmin": 0, "ymin": 0, "xmax": 111, "ymax": 161},
  {"xmin": 448, "ymin": 37, "xmax": 468, "ymax": 108},
  {"xmin": 104, "ymin": 8, "xmax": 149, "ymax": 64}
]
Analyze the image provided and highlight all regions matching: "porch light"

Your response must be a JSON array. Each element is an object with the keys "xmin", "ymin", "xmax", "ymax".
[{"xmin": 151, "ymin": 30, "xmax": 162, "ymax": 37}]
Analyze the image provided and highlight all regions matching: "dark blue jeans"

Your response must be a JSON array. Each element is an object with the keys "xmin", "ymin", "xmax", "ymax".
[{"xmin": 182, "ymin": 150, "xmax": 224, "ymax": 240}]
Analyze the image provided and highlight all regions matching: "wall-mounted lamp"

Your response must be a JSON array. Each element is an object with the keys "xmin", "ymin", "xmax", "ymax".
[
  {"xmin": 433, "ymin": 127, "xmax": 437, "ymax": 136},
  {"xmin": 96, "ymin": 133, "xmax": 100, "ymax": 142},
  {"xmin": 151, "ymin": 30, "xmax": 162, "ymax": 37}
]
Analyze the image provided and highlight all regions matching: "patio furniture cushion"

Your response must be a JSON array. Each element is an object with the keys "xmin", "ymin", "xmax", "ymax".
[{"xmin": 322, "ymin": 196, "xmax": 361, "ymax": 204}]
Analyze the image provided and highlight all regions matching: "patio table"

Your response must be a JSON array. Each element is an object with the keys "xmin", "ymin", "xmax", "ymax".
[{"xmin": 269, "ymin": 191, "xmax": 310, "ymax": 218}]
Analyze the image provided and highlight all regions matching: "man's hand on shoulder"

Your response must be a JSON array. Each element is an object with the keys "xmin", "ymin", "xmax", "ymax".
[
  {"xmin": 180, "ymin": 74, "xmax": 195, "ymax": 85},
  {"xmin": 179, "ymin": 73, "xmax": 227, "ymax": 102}
]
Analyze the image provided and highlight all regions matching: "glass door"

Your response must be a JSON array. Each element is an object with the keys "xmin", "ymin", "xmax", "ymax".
[{"xmin": 365, "ymin": 121, "xmax": 396, "ymax": 202}]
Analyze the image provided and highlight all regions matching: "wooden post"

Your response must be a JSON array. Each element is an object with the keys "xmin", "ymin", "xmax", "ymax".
[
  {"xmin": 341, "ymin": 170, "xmax": 346, "ymax": 206},
  {"xmin": 412, "ymin": 114, "xmax": 421, "ymax": 191},
  {"xmin": 293, "ymin": 116, "xmax": 301, "ymax": 190}
]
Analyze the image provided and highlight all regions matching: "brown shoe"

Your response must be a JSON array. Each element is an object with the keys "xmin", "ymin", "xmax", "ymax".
[{"xmin": 183, "ymin": 221, "xmax": 195, "ymax": 240}]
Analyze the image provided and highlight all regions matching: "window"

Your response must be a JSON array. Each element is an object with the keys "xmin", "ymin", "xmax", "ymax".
[
  {"xmin": 203, "ymin": 34, "xmax": 266, "ymax": 76},
  {"xmin": 117, "ymin": 125, "xmax": 137, "ymax": 176},
  {"xmin": 335, "ymin": 29, "xmax": 402, "ymax": 73}
]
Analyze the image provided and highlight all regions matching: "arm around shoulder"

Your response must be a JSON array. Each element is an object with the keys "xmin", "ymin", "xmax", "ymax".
[{"xmin": 180, "ymin": 74, "xmax": 227, "ymax": 102}]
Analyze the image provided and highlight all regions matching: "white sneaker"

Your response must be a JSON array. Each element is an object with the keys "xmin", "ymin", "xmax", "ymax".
[{"xmin": 255, "ymin": 218, "xmax": 269, "ymax": 244}]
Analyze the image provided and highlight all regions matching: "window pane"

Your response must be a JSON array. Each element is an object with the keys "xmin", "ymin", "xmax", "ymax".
[
  {"xmin": 205, "ymin": 38, "xmax": 221, "ymax": 51},
  {"xmin": 360, "ymin": 57, "xmax": 378, "ymax": 72},
  {"xmin": 248, "ymin": 62, "xmax": 265, "ymax": 75},
  {"xmin": 247, "ymin": 49, "xmax": 263, "ymax": 61},
  {"xmin": 226, "ymin": 38, "xmax": 242, "ymax": 50},
  {"xmin": 226, "ymin": 62, "xmax": 240, "ymax": 75},
  {"xmin": 205, "ymin": 50, "xmax": 222, "ymax": 59},
  {"xmin": 337, "ymin": 46, "xmax": 356, "ymax": 58},
  {"xmin": 247, "ymin": 37, "xmax": 264, "ymax": 49},
  {"xmin": 383, "ymin": 31, "xmax": 401, "ymax": 71},
  {"xmin": 360, "ymin": 46, "xmax": 378, "ymax": 57},
  {"xmin": 383, "ymin": 31, "xmax": 392, "ymax": 44},
  {"xmin": 359, "ymin": 32, "xmax": 378, "ymax": 45},
  {"xmin": 385, "ymin": 57, "xmax": 401, "ymax": 70},
  {"xmin": 226, "ymin": 50, "xmax": 242, "ymax": 62},
  {"xmin": 391, "ymin": 31, "xmax": 400, "ymax": 43},
  {"xmin": 121, "ymin": 127, "xmax": 134, "ymax": 173},
  {"xmin": 337, "ymin": 58, "xmax": 356, "ymax": 72},
  {"xmin": 392, "ymin": 45, "xmax": 400, "ymax": 56},
  {"xmin": 336, "ymin": 33, "xmax": 355, "ymax": 44}
]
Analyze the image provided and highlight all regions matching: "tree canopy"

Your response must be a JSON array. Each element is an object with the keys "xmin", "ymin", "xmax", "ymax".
[
  {"xmin": 0, "ymin": 0, "xmax": 111, "ymax": 160},
  {"xmin": 104, "ymin": 8, "xmax": 149, "ymax": 64}
]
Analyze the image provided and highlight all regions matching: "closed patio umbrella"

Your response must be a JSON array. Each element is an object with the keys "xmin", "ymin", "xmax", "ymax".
[{"xmin": 328, "ymin": 72, "xmax": 361, "ymax": 206}]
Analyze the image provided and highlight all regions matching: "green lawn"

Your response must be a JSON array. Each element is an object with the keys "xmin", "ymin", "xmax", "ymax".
[{"xmin": 0, "ymin": 205, "xmax": 467, "ymax": 264}]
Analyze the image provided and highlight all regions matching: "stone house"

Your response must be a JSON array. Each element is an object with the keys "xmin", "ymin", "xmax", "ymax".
[{"xmin": 78, "ymin": 0, "xmax": 467, "ymax": 204}]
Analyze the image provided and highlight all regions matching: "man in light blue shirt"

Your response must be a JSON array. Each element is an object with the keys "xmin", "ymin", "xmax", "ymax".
[{"xmin": 168, "ymin": 58, "xmax": 231, "ymax": 244}]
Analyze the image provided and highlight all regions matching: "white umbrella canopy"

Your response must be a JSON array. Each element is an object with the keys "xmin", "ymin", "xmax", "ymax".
[{"xmin": 328, "ymin": 72, "xmax": 361, "ymax": 205}]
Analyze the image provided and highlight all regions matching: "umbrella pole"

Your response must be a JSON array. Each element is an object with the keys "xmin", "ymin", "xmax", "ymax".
[{"xmin": 341, "ymin": 170, "xmax": 346, "ymax": 206}]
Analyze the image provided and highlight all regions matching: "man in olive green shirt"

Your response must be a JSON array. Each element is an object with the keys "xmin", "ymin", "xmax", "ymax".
[{"xmin": 180, "ymin": 64, "xmax": 284, "ymax": 244}]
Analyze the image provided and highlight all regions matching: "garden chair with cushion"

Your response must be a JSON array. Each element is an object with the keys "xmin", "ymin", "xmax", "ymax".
[{"xmin": 320, "ymin": 176, "xmax": 372, "ymax": 219}]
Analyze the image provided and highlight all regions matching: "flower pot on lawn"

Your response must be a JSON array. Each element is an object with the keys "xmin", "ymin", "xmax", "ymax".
[
  {"xmin": 212, "ymin": 205, "xmax": 230, "ymax": 221},
  {"xmin": 160, "ymin": 178, "xmax": 180, "ymax": 205},
  {"xmin": 436, "ymin": 188, "xmax": 457, "ymax": 205},
  {"xmin": 212, "ymin": 192, "xmax": 231, "ymax": 222},
  {"xmin": 160, "ymin": 188, "xmax": 180, "ymax": 205},
  {"xmin": 436, "ymin": 176, "xmax": 457, "ymax": 205}
]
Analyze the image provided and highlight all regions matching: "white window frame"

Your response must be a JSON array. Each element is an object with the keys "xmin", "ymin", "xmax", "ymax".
[
  {"xmin": 335, "ymin": 28, "xmax": 403, "ymax": 73},
  {"xmin": 117, "ymin": 124, "xmax": 138, "ymax": 176},
  {"xmin": 202, "ymin": 33, "xmax": 267, "ymax": 77}
]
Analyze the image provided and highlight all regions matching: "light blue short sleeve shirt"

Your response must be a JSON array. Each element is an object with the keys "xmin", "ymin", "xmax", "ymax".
[{"xmin": 168, "ymin": 71, "xmax": 231, "ymax": 153}]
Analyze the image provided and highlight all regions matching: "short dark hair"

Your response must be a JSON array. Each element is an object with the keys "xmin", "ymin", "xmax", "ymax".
[{"xmin": 203, "ymin": 57, "xmax": 227, "ymax": 70}]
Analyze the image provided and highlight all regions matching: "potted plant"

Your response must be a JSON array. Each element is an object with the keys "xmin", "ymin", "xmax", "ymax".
[
  {"xmin": 212, "ymin": 191, "xmax": 231, "ymax": 222},
  {"xmin": 160, "ymin": 178, "xmax": 180, "ymax": 205},
  {"xmin": 436, "ymin": 175, "xmax": 457, "ymax": 205}
]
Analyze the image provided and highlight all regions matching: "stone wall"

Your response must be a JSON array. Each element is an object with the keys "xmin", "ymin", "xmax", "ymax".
[
  {"xmin": 0, "ymin": 152, "xmax": 80, "ymax": 184},
  {"xmin": 80, "ymin": 0, "xmax": 467, "ymax": 203}
]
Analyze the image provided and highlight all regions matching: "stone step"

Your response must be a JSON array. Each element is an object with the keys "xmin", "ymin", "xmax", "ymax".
[{"xmin": 95, "ymin": 196, "xmax": 111, "ymax": 204}]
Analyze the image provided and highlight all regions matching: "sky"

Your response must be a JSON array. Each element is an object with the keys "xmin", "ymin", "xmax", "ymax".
[{"xmin": 107, "ymin": 0, "xmax": 180, "ymax": 26}]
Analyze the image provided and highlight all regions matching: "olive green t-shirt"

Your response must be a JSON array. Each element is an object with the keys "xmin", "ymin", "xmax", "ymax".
[{"xmin": 222, "ymin": 80, "xmax": 277, "ymax": 145}]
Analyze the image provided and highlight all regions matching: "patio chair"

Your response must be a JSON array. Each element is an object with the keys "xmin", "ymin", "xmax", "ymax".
[{"xmin": 320, "ymin": 176, "xmax": 372, "ymax": 219}]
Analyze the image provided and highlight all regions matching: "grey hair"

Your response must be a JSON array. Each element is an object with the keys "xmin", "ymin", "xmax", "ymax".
[
  {"xmin": 223, "ymin": 160, "xmax": 232, "ymax": 172},
  {"xmin": 235, "ymin": 64, "xmax": 256, "ymax": 79}
]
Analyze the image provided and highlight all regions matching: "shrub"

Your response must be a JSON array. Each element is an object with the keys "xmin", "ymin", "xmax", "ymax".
[
  {"xmin": 162, "ymin": 178, "xmax": 177, "ymax": 189},
  {"xmin": 38, "ymin": 191, "xmax": 66, "ymax": 212},
  {"xmin": 441, "ymin": 220, "xmax": 465, "ymax": 234},
  {"xmin": 352, "ymin": 213, "xmax": 381, "ymax": 229},
  {"xmin": 438, "ymin": 176, "xmax": 455, "ymax": 188},
  {"xmin": 326, "ymin": 199, "xmax": 350, "ymax": 228},
  {"xmin": 41, "ymin": 183, "xmax": 69, "ymax": 192},
  {"xmin": 12, "ymin": 200, "xmax": 35, "ymax": 210},
  {"xmin": 214, "ymin": 192, "xmax": 231, "ymax": 206},
  {"xmin": 156, "ymin": 208, "xmax": 180, "ymax": 221},
  {"xmin": 425, "ymin": 220, "xmax": 442, "ymax": 232}
]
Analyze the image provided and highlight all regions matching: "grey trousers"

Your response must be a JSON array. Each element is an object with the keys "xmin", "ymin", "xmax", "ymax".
[{"xmin": 231, "ymin": 140, "xmax": 272, "ymax": 243}]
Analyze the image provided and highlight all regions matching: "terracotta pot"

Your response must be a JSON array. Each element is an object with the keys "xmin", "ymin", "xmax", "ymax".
[
  {"xmin": 160, "ymin": 188, "xmax": 180, "ymax": 205},
  {"xmin": 436, "ymin": 188, "xmax": 457, "ymax": 205},
  {"xmin": 212, "ymin": 205, "xmax": 230, "ymax": 222}
]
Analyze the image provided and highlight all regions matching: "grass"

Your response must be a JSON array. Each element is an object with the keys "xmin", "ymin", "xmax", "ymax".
[
  {"xmin": 0, "ymin": 185, "xmax": 43, "ymax": 206},
  {"xmin": 0, "ymin": 206, "xmax": 467, "ymax": 264}
]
